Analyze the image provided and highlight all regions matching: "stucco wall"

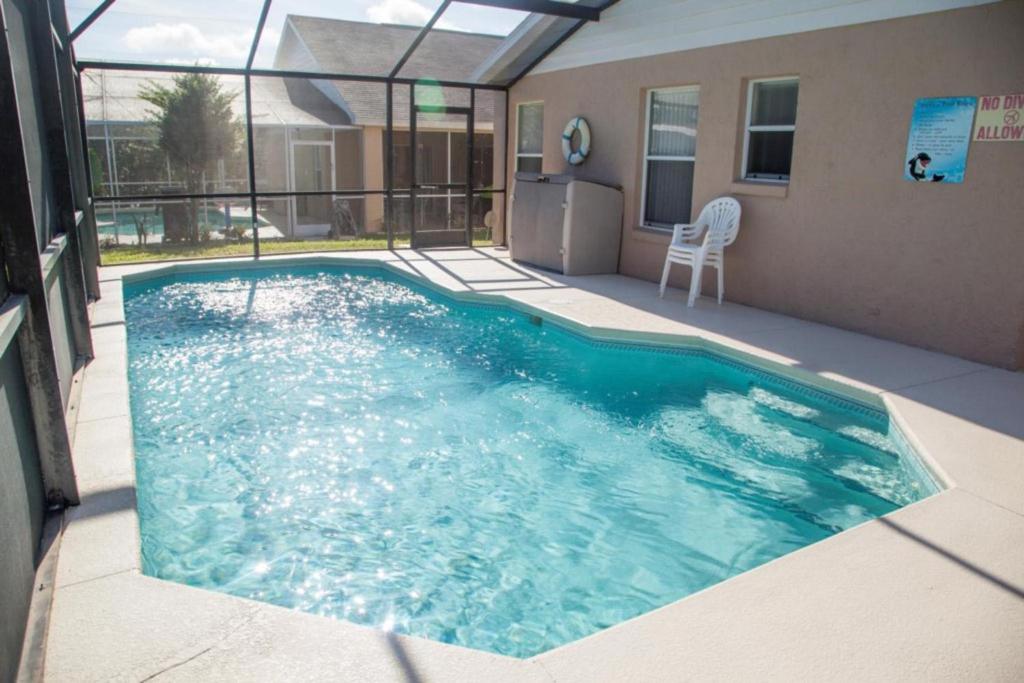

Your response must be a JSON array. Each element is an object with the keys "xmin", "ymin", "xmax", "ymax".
[
  {"xmin": 363, "ymin": 126, "xmax": 384, "ymax": 232},
  {"xmin": 508, "ymin": 1, "xmax": 1024, "ymax": 369}
]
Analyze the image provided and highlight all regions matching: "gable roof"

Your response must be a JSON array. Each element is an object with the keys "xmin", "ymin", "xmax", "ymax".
[
  {"xmin": 282, "ymin": 15, "xmax": 504, "ymax": 81},
  {"xmin": 279, "ymin": 16, "xmax": 503, "ymax": 127}
]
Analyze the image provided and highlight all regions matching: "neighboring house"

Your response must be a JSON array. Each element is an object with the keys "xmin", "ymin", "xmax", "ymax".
[
  {"xmin": 267, "ymin": 16, "xmax": 503, "ymax": 238},
  {"xmin": 83, "ymin": 16, "xmax": 503, "ymax": 241}
]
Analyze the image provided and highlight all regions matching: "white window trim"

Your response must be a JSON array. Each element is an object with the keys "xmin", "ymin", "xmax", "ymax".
[
  {"xmin": 741, "ymin": 76, "xmax": 798, "ymax": 184},
  {"xmin": 639, "ymin": 85, "xmax": 699, "ymax": 231},
  {"xmin": 515, "ymin": 101, "xmax": 544, "ymax": 172}
]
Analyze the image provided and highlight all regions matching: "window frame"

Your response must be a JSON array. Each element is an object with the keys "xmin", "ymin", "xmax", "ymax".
[
  {"xmin": 741, "ymin": 76, "xmax": 799, "ymax": 183},
  {"xmin": 515, "ymin": 101, "xmax": 544, "ymax": 173},
  {"xmin": 639, "ymin": 84, "xmax": 700, "ymax": 231}
]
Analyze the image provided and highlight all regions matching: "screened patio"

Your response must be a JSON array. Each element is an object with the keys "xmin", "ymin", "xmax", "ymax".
[{"xmin": 67, "ymin": 0, "xmax": 618, "ymax": 262}]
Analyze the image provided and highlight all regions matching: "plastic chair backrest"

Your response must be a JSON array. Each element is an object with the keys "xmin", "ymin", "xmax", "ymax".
[{"xmin": 698, "ymin": 197, "xmax": 742, "ymax": 251}]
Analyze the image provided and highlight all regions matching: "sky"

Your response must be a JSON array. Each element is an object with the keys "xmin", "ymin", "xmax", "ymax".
[{"xmin": 66, "ymin": 0, "xmax": 532, "ymax": 68}]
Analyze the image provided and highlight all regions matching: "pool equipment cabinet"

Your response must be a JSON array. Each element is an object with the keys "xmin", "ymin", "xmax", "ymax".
[{"xmin": 509, "ymin": 173, "xmax": 623, "ymax": 275}]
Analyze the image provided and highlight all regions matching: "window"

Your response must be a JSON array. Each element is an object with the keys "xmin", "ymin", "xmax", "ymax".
[
  {"xmin": 742, "ymin": 77, "xmax": 799, "ymax": 182},
  {"xmin": 641, "ymin": 86, "xmax": 699, "ymax": 230},
  {"xmin": 516, "ymin": 102, "xmax": 543, "ymax": 173}
]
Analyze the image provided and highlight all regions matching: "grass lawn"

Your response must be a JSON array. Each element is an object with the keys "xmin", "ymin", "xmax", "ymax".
[{"xmin": 100, "ymin": 235, "xmax": 494, "ymax": 266}]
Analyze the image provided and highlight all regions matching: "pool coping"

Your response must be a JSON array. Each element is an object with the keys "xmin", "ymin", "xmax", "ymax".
[{"xmin": 45, "ymin": 249, "xmax": 1024, "ymax": 681}]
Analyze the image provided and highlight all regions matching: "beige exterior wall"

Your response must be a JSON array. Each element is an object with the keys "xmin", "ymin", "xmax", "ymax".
[
  {"xmin": 507, "ymin": 1, "xmax": 1024, "ymax": 369},
  {"xmin": 362, "ymin": 126, "xmax": 385, "ymax": 232}
]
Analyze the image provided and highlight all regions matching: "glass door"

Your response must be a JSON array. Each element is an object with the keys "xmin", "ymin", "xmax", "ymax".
[
  {"xmin": 411, "ymin": 101, "xmax": 473, "ymax": 249},
  {"xmin": 290, "ymin": 138, "xmax": 334, "ymax": 238}
]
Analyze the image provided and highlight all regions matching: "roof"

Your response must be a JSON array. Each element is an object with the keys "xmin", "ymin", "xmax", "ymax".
[
  {"xmin": 277, "ymin": 16, "xmax": 504, "ymax": 127},
  {"xmin": 281, "ymin": 15, "xmax": 504, "ymax": 81},
  {"xmin": 82, "ymin": 70, "xmax": 354, "ymax": 128}
]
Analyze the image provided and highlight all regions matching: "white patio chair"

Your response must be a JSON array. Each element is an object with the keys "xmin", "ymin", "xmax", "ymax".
[{"xmin": 658, "ymin": 197, "xmax": 741, "ymax": 307}]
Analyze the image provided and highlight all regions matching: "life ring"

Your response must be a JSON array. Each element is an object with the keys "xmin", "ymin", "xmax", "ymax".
[{"xmin": 562, "ymin": 116, "xmax": 591, "ymax": 166}]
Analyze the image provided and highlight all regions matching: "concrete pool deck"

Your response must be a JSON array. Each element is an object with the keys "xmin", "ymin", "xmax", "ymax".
[{"xmin": 45, "ymin": 247, "xmax": 1023, "ymax": 681}]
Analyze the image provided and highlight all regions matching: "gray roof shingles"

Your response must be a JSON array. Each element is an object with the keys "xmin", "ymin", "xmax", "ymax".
[{"xmin": 280, "ymin": 16, "xmax": 502, "ymax": 126}]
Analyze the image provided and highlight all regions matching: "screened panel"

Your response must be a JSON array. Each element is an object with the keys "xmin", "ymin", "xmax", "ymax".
[
  {"xmin": 69, "ymin": 0, "xmax": 264, "ymax": 66},
  {"xmin": 451, "ymin": 133, "xmax": 495, "ymax": 187},
  {"xmin": 648, "ymin": 89, "xmax": 699, "ymax": 157},
  {"xmin": 252, "ymin": 196, "xmax": 380, "ymax": 255},
  {"xmin": 96, "ymin": 197, "xmax": 258, "ymax": 264},
  {"xmin": 416, "ymin": 131, "xmax": 450, "ymax": 186},
  {"xmin": 83, "ymin": 70, "xmax": 250, "ymax": 196},
  {"xmin": 388, "ymin": 85, "xmax": 412, "ymax": 243},
  {"xmin": 250, "ymin": 1, "xmax": 444, "ymax": 74},
  {"xmin": 472, "ymin": 194, "xmax": 496, "ymax": 245},
  {"xmin": 750, "ymin": 80, "xmax": 799, "ymax": 126},
  {"xmin": 479, "ymin": 89, "xmax": 505, "ymax": 243},
  {"xmin": 415, "ymin": 196, "xmax": 455, "ymax": 233},
  {"xmin": 64, "ymin": 0, "xmax": 100, "ymax": 28},
  {"xmin": 252, "ymin": 126, "xmax": 288, "ymax": 193},
  {"xmin": 474, "ymin": 89, "xmax": 503, "ymax": 190},
  {"xmin": 292, "ymin": 128, "xmax": 331, "ymax": 141},
  {"xmin": 415, "ymin": 82, "xmax": 471, "ymax": 113},
  {"xmin": 644, "ymin": 160, "xmax": 695, "ymax": 228},
  {"xmin": 334, "ymin": 129, "xmax": 365, "ymax": 192},
  {"xmin": 392, "ymin": 130, "xmax": 414, "ymax": 192},
  {"xmin": 413, "ymin": 106, "xmax": 468, "ymax": 243},
  {"xmin": 395, "ymin": 3, "xmax": 526, "ymax": 81},
  {"xmin": 8, "ymin": 0, "xmax": 57, "ymax": 248}
]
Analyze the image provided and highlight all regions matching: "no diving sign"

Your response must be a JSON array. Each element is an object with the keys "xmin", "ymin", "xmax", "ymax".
[{"xmin": 974, "ymin": 94, "xmax": 1024, "ymax": 142}]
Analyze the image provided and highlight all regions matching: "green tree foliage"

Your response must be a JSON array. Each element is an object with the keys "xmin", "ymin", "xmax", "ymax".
[
  {"xmin": 87, "ymin": 146, "xmax": 106, "ymax": 197},
  {"xmin": 140, "ymin": 73, "xmax": 241, "ymax": 243}
]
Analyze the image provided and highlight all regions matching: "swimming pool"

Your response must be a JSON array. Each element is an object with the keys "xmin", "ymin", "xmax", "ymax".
[
  {"xmin": 96, "ymin": 207, "xmax": 269, "ymax": 238},
  {"xmin": 125, "ymin": 266, "xmax": 937, "ymax": 658}
]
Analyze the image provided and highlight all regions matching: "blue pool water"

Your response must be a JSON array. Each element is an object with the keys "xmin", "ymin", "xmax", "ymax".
[
  {"xmin": 125, "ymin": 267, "xmax": 937, "ymax": 658},
  {"xmin": 96, "ymin": 207, "xmax": 269, "ymax": 238}
]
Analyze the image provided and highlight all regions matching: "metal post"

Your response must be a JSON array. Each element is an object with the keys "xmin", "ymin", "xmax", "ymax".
[
  {"xmin": 0, "ymin": 3, "xmax": 79, "ymax": 505},
  {"xmin": 244, "ymin": 0, "xmax": 271, "ymax": 260},
  {"xmin": 385, "ymin": 81, "xmax": 394, "ymax": 250},
  {"xmin": 466, "ymin": 88, "xmax": 475, "ymax": 247},
  {"xmin": 69, "ymin": 0, "xmax": 118, "ymax": 42},
  {"xmin": 51, "ymin": 0, "xmax": 101, "ymax": 298},
  {"xmin": 409, "ymin": 83, "xmax": 417, "ymax": 249},
  {"xmin": 70, "ymin": 67, "xmax": 101, "ymax": 296},
  {"xmin": 244, "ymin": 74, "xmax": 260, "ymax": 259},
  {"xmin": 502, "ymin": 89, "xmax": 511, "ymax": 246},
  {"xmin": 71, "ymin": 66, "xmax": 101, "ymax": 294},
  {"xmin": 31, "ymin": 0, "xmax": 93, "ymax": 359}
]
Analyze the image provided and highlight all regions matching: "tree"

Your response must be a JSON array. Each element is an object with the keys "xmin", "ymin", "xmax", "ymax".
[{"xmin": 140, "ymin": 73, "xmax": 241, "ymax": 243}]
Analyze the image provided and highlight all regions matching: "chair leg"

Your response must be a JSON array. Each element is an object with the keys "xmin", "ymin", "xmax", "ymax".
[
  {"xmin": 659, "ymin": 257, "xmax": 672, "ymax": 298},
  {"xmin": 717, "ymin": 262, "xmax": 724, "ymax": 305},
  {"xmin": 687, "ymin": 258, "xmax": 703, "ymax": 307}
]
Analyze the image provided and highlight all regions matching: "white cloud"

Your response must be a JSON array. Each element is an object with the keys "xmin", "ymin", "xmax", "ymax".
[
  {"xmin": 121, "ymin": 22, "xmax": 259, "ymax": 65},
  {"xmin": 365, "ymin": 0, "xmax": 461, "ymax": 30},
  {"xmin": 366, "ymin": 0, "xmax": 434, "ymax": 25}
]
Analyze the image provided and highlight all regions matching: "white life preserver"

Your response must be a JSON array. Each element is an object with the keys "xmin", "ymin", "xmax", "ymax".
[{"xmin": 562, "ymin": 116, "xmax": 591, "ymax": 166}]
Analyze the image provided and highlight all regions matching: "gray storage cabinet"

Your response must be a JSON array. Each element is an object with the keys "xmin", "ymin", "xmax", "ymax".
[{"xmin": 509, "ymin": 173, "xmax": 623, "ymax": 275}]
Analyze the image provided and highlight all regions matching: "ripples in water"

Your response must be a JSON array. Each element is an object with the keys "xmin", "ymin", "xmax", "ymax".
[{"xmin": 126, "ymin": 267, "xmax": 936, "ymax": 657}]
